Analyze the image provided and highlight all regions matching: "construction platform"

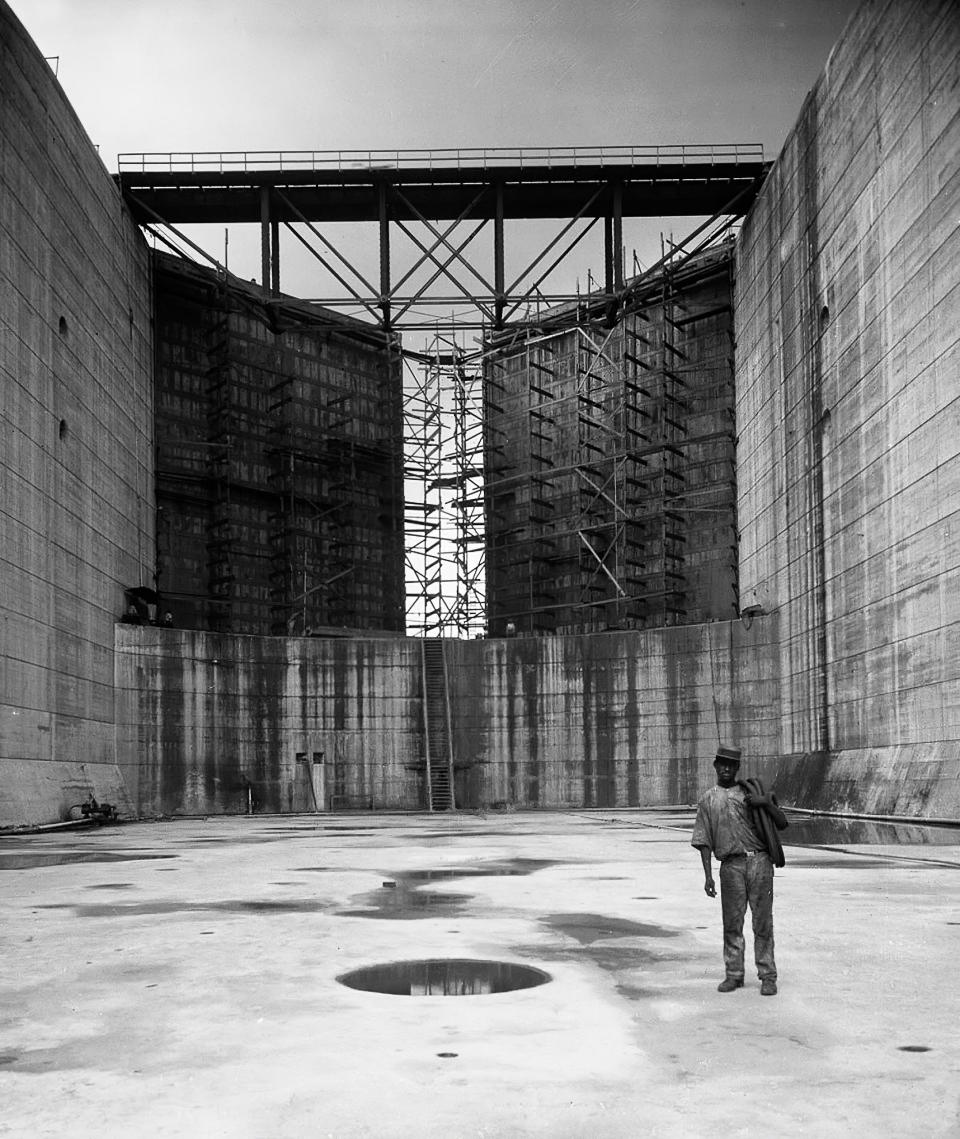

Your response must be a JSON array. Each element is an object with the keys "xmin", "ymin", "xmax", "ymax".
[{"xmin": 2, "ymin": 810, "xmax": 958, "ymax": 1138}]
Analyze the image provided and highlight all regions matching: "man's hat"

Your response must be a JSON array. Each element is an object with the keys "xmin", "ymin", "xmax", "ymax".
[{"xmin": 714, "ymin": 746, "xmax": 742, "ymax": 765}]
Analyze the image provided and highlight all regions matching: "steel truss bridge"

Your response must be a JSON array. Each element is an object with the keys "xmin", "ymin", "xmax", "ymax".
[
  {"xmin": 116, "ymin": 145, "xmax": 770, "ymax": 333},
  {"xmin": 118, "ymin": 146, "xmax": 770, "ymax": 638}
]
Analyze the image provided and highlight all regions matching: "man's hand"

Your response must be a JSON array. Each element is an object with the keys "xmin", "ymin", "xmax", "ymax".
[
  {"xmin": 746, "ymin": 791, "xmax": 770, "ymax": 808},
  {"xmin": 704, "ymin": 876, "xmax": 716, "ymax": 898}
]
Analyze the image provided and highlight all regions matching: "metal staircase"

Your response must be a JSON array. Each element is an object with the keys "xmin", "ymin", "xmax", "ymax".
[{"xmin": 420, "ymin": 639, "xmax": 455, "ymax": 811}]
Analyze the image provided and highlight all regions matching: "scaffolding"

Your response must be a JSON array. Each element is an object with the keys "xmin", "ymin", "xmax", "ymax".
[
  {"xmin": 153, "ymin": 253, "xmax": 406, "ymax": 635},
  {"xmin": 403, "ymin": 331, "xmax": 486, "ymax": 638},
  {"xmin": 481, "ymin": 236, "xmax": 739, "ymax": 635}
]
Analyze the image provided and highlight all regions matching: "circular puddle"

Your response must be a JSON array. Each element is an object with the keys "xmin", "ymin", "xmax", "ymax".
[{"xmin": 337, "ymin": 958, "xmax": 552, "ymax": 996}]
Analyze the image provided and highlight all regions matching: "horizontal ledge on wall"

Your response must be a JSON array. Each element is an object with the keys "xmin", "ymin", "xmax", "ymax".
[{"xmin": 785, "ymin": 806, "xmax": 960, "ymax": 827}]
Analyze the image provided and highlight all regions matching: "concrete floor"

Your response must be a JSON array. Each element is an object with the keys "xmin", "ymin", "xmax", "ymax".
[{"xmin": 2, "ymin": 810, "xmax": 959, "ymax": 1139}]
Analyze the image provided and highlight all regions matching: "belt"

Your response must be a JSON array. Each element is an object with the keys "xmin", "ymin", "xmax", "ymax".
[{"xmin": 724, "ymin": 850, "xmax": 763, "ymax": 859}]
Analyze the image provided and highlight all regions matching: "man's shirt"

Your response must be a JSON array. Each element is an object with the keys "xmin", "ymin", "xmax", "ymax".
[{"xmin": 691, "ymin": 784, "xmax": 763, "ymax": 861}]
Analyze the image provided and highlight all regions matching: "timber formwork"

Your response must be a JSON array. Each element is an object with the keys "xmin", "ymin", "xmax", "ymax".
[
  {"xmin": 483, "ymin": 242, "xmax": 738, "ymax": 635},
  {"xmin": 153, "ymin": 253, "xmax": 406, "ymax": 634}
]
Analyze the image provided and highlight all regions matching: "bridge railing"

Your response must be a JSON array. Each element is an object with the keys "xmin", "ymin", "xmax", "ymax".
[{"xmin": 117, "ymin": 144, "xmax": 766, "ymax": 175}]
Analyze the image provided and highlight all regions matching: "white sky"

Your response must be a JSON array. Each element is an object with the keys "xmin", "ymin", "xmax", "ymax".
[{"xmin": 14, "ymin": 0, "xmax": 861, "ymax": 311}]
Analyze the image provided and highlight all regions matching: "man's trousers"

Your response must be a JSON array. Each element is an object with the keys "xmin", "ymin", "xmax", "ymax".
[{"xmin": 719, "ymin": 851, "xmax": 776, "ymax": 981}]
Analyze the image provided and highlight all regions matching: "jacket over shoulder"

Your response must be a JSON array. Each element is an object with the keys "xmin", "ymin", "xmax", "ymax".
[{"xmin": 738, "ymin": 776, "xmax": 788, "ymax": 868}]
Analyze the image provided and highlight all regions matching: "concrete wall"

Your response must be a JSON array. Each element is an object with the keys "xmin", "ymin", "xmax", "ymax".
[
  {"xmin": 0, "ymin": 1, "xmax": 154, "ymax": 825},
  {"xmin": 118, "ymin": 620, "xmax": 781, "ymax": 816},
  {"xmin": 115, "ymin": 629, "xmax": 424, "ymax": 815},
  {"xmin": 736, "ymin": 0, "xmax": 960, "ymax": 816},
  {"xmin": 447, "ymin": 621, "xmax": 781, "ymax": 809}
]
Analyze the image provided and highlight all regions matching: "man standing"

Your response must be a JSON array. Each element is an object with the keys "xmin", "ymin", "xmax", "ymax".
[{"xmin": 691, "ymin": 746, "xmax": 788, "ymax": 996}]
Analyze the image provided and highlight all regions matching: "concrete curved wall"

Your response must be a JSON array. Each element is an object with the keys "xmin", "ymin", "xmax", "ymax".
[
  {"xmin": 736, "ymin": 0, "xmax": 960, "ymax": 815},
  {"xmin": 0, "ymin": 1, "xmax": 154, "ymax": 825}
]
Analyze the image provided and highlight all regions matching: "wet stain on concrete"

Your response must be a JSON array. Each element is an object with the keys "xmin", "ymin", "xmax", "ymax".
[
  {"xmin": 291, "ymin": 867, "xmax": 334, "ymax": 873},
  {"xmin": 337, "ymin": 859, "xmax": 556, "ymax": 921},
  {"xmin": 542, "ymin": 913, "xmax": 679, "ymax": 945},
  {"xmin": 270, "ymin": 826, "xmax": 378, "ymax": 834},
  {"xmin": 85, "ymin": 883, "xmax": 135, "ymax": 890},
  {"xmin": 39, "ymin": 899, "xmax": 332, "ymax": 917},
  {"xmin": 898, "ymin": 1045, "xmax": 931, "ymax": 1052},
  {"xmin": 515, "ymin": 941, "xmax": 667, "ymax": 972},
  {"xmin": 0, "ymin": 1052, "xmax": 19, "ymax": 1066},
  {"xmin": 582, "ymin": 945, "xmax": 662, "ymax": 970},
  {"xmin": 616, "ymin": 982, "xmax": 657, "ymax": 1000},
  {"xmin": 338, "ymin": 885, "xmax": 472, "ymax": 920},
  {"xmin": 411, "ymin": 830, "xmax": 530, "ymax": 840},
  {"xmin": 404, "ymin": 859, "xmax": 558, "ymax": 881},
  {"xmin": 0, "ymin": 852, "xmax": 176, "ymax": 870},
  {"xmin": 183, "ymin": 836, "xmax": 315, "ymax": 846}
]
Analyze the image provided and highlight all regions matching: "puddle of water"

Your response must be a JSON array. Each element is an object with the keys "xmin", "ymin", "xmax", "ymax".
[
  {"xmin": 85, "ymin": 883, "xmax": 135, "ymax": 890},
  {"xmin": 337, "ymin": 958, "xmax": 551, "ymax": 996},
  {"xmin": 898, "ymin": 1045, "xmax": 931, "ymax": 1053},
  {"xmin": 0, "ymin": 853, "xmax": 176, "ymax": 870},
  {"xmin": 542, "ymin": 913, "xmax": 678, "ymax": 946}
]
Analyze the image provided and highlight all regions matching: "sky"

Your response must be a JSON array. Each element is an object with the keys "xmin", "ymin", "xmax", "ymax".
[{"xmin": 14, "ymin": 0, "xmax": 862, "ymax": 312}]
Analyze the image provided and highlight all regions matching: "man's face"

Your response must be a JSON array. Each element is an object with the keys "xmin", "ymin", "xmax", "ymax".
[{"xmin": 714, "ymin": 760, "xmax": 738, "ymax": 787}]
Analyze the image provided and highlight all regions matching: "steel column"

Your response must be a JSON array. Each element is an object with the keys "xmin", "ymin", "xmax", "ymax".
[
  {"xmin": 271, "ymin": 215, "xmax": 280, "ymax": 294},
  {"xmin": 378, "ymin": 181, "xmax": 391, "ymax": 330},
  {"xmin": 260, "ymin": 186, "xmax": 271, "ymax": 293},
  {"xmin": 494, "ymin": 182, "xmax": 505, "ymax": 329}
]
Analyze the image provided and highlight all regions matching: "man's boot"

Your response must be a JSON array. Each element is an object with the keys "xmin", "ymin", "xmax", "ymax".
[{"xmin": 717, "ymin": 977, "xmax": 744, "ymax": 992}]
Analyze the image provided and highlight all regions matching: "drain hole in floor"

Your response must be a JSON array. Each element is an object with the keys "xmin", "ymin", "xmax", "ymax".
[{"xmin": 337, "ymin": 958, "xmax": 551, "ymax": 996}]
